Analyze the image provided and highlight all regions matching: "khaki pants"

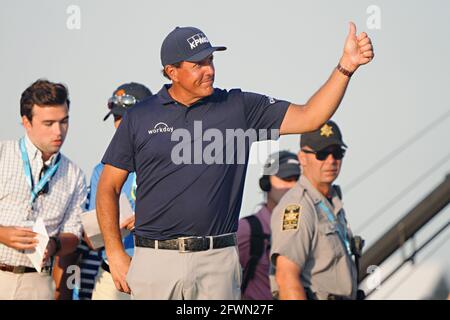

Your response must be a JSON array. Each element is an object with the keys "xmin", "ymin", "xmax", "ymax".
[
  {"xmin": 0, "ymin": 270, "xmax": 54, "ymax": 300},
  {"xmin": 126, "ymin": 246, "xmax": 242, "ymax": 300},
  {"xmin": 92, "ymin": 267, "xmax": 131, "ymax": 300}
]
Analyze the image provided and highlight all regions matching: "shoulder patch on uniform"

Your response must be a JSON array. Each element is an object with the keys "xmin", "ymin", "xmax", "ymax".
[{"xmin": 282, "ymin": 204, "xmax": 301, "ymax": 231}]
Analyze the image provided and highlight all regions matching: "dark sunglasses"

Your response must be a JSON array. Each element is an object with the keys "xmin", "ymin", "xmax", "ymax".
[
  {"xmin": 302, "ymin": 148, "xmax": 346, "ymax": 161},
  {"xmin": 107, "ymin": 94, "xmax": 138, "ymax": 110}
]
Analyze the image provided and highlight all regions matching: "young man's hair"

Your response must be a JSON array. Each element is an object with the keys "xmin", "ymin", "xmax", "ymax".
[
  {"xmin": 20, "ymin": 79, "xmax": 70, "ymax": 122},
  {"xmin": 161, "ymin": 62, "xmax": 182, "ymax": 80}
]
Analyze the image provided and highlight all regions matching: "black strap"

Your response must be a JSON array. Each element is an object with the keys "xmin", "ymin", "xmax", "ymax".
[
  {"xmin": 350, "ymin": 236, "xmax": 365, "ymax": 284},
  {"xmin": 241, "ymin": 215, "xmax": 270, "ymax": 293},
  {"xmin": 334, "ymin": 185, "xmax": 343, "ymax": 200}
]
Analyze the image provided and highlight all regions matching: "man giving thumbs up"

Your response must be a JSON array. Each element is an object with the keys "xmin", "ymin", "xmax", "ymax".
[{"xmin": 98, "ymin": 23, "xmax": 373, "ymax": 300}]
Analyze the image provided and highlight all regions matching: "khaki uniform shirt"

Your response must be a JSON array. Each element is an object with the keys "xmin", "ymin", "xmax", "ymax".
[{"xmin": 270, "ymin": 175, "xmax": 357, "ymax": 299}]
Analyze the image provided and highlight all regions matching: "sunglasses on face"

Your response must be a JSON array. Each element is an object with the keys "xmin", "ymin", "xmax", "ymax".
[
  {"xmin": 302, "ymin": 148, "xmax": 346, "ymax": 161},
  {"xmin": 107, "ymin": 94, "xmax": 138, "ymax": 110}
]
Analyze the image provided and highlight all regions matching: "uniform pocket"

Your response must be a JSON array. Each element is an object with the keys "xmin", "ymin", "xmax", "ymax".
[
  {"xmin": 319, "ymin": 223, "xmax": 337, "ymax": 235},
  {"xmin": 319, "ymin": 223, "xmax": 344, "ymax": 258}
]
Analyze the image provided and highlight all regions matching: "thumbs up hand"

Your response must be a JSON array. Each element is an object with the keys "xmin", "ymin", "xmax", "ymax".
[{"xmin": 340, "ymin": 22, "xmax": 374, "ymax": 73}]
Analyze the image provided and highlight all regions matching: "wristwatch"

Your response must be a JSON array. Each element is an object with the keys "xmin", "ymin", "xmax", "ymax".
[{"xmin": 50, "ymin": 236, "xmax": 61, "ymax": 255}]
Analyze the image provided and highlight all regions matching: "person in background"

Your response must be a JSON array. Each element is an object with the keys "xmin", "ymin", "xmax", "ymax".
[
  {"xmin": 237, "ymin": 151, "xmax": 300, "ymax": 300},
  {"xmin": 90, "ymin": 82, "xmax": 152, "ymax": 300},
  {"xmin": 0, "ymin": 79, "xmax": 86, "ymax": 300},
  {"xmin": 271, "ymin": 121, "xmax": 363, "ymax": 300}
]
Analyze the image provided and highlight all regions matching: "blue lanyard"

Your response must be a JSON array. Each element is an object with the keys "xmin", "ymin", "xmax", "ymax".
[
  {"xmin": 19, "ymin": 137, "xmax": 61, "ymax": 205},
  {"xmin": 319, "ymin": 201, "xmax": 352, "ymax": 256}
]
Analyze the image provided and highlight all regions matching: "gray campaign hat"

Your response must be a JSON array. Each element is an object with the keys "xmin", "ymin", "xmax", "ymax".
[
  {"xmin": 300, "ymin": 120, "xmax": 347, "ymax": 151},
  {"xmin": 160, "ymin": 26, "xmax": 226, "ymax": 66},
  {"xmin": 263, "ymin": 151, "xmax": 301, "ymax": 179}
]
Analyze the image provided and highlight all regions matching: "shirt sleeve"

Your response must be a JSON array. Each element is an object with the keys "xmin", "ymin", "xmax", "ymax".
[
  {"xmin": 59, "ymin": 169, "xmax": 87, "ymax": 239},
  {"xmin": 270, "ymin": 199, "xmax": 315, "ymax": 270},
  {"xmin": 241, "ymin": 91, "xmax": 290, "ymax": 140},
  {"xmin": 237, "ymin": 218, "xmax": 251, "ymax": 270},
  {"xmin": 101, "ymin": 112, "xmax": 136, "ymax": 172},
  {"xmin": 87, "ymin": 164, "xmax": 103, "ymax": 211}
]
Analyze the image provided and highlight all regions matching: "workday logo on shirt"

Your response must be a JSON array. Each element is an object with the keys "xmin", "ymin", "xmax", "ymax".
[{"xmin": 148, "ymin": 122, "xmax": 174, "ymax": 135}]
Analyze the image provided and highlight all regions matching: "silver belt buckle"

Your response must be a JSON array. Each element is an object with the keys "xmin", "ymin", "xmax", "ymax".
[{"xmin": 177, "ymin": 236, "xmax": 208, "ymax": 252}]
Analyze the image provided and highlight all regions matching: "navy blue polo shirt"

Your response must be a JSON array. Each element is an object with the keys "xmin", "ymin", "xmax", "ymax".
[{"xmin": 102, "ymin": 85, "xmax": 290, "ymax": 240}]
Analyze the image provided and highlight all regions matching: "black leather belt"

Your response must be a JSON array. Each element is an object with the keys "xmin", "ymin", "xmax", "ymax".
[
  {"xmin": 305, "ymin": 287, "xmax": 352, "ymax": 300},
  {"xmin": 134, "ymin": 233, "xmax": 237, "ymax": 252},
  {"xmin": 0, "ymin": 264, "xmax": 50, "ymax": 274}
]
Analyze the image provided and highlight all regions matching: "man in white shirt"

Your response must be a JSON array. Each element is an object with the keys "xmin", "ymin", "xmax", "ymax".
[{"xmin": 0, "ymin": 79, "xmax": 87, "ymax": 300}]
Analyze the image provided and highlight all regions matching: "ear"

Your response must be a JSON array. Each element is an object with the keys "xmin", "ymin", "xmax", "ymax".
[
  {"xmin": 164, "ymin": 65, "xmax": 179, "ymax": 82},
  {"xmin": 22, "ymin": 115, "xmax": 32, "ymax": 131},
  {"xmin": 298, "ymin": 150, "xmax": 307, "ymax": 167}
]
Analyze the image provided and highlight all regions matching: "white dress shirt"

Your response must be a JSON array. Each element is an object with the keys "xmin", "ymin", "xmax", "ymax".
[{"xmin": 0, "ymin": 135, "xmax": 87, "ymax": 267}]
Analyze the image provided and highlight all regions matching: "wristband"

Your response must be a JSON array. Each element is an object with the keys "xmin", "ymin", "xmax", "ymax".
[{"xmin": 336, "ymin": 63, "xmax": 354, "ymax": 77}]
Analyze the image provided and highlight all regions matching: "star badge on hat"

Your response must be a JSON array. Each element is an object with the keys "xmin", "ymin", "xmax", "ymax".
[{"xmin": 320, "ymin": 124, "xmax": 334, "ymax": 137}]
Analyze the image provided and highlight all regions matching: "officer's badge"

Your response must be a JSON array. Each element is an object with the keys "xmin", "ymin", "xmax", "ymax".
[
  {"xmin": 320, "ymin": 124, "xmax": 333, "ymax": 137},
  {"xmin": 282, "ymin": 204, "xmax": 301, "ymax": 230}
]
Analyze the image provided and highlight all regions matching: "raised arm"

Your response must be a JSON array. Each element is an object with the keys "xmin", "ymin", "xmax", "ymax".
[{"xmin": 280, "ymin": 22, "xmax": 374, "ymax": 135}]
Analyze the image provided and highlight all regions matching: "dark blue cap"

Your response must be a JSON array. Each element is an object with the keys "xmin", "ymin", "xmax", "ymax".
[
  {"xmin": 161, "ymin": 26, "xmax": 226, "ymax": 66},
  {"xmin": 263, "ymin": 151, "xmax": 301, "ymax": 178}
]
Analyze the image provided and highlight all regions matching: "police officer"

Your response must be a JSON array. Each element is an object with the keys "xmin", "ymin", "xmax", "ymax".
[{"xmin": 270, "ymin": 121, "xmax": 362, "ymax": 300}]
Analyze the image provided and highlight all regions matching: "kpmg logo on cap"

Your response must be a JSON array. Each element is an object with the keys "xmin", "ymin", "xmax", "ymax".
[
  {"xmin": 187, "ymin": 33, "xmax": 210, "ymax": 50},
  {"xmin": 148, "ymin": 122, "xmax": 174, "ymax": 135}
]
